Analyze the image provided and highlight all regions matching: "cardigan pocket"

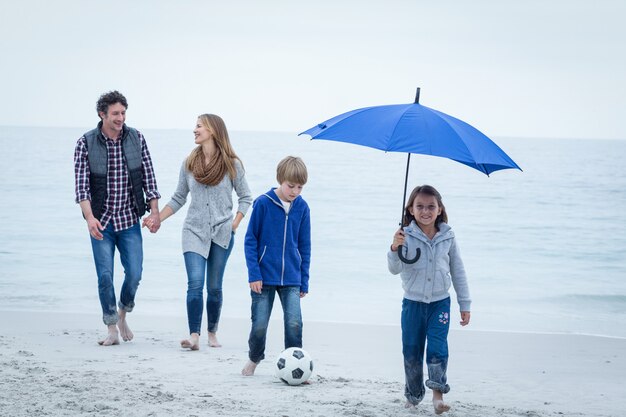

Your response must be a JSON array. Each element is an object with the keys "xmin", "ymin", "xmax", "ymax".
[
  {"xmin": 432, "ymin": 270, "xmax": 452, "ymax": 296},
  {"xmin": 404, "ymin": 266, "xmax": 427, "ymax": 295}
]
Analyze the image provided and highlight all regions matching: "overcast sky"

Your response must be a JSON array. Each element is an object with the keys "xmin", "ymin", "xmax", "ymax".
[{"xmin": 1, "ymin": 0, "xmax": 625, "ymax": 139}]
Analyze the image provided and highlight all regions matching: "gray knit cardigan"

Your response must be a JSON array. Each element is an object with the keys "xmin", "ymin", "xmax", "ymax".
[{"xmin": 166, "ymin": 158, "xmax": 253, "ymax": 258}]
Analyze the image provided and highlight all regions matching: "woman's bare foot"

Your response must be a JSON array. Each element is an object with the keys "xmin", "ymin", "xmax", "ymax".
[
  {"xmin": 98, "ymin": 325, "xmax": 120, "ymax": 346},
  {"xmin": 208, "ymin": 332, "xmax": 222, "ymax": 347},
  {"xmin": 117, "ymin": 311, "xmax": 134, "ymax": 342},
  {"xmin": 181, "ymin": 333, "xmax": 200, "ymax": 351},
  {"xmin": 241, "ymin": 360, "xmax": 257, "ymax": 376}
]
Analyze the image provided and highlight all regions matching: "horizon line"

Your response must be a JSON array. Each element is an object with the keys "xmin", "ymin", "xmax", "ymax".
[{"xmin": 1, "ymin": 124, "xmax": 625, "ymax": 142}]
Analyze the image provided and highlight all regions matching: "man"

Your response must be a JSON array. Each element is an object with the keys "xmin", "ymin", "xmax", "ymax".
[{"xmin": 74, "ymin": 90, "xmax": 161, "ymax": 346}]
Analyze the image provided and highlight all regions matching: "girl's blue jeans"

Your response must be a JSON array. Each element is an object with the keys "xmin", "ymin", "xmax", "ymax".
[
  {"xmin": 90, "ymin": 222, "xmax": 143, "ymax": 325},
  {"xmin": 247, "ymin": 285, "xmax": 303, "ymax": 363},
  {"xmin": 401, "ymin": 296, "xmax": 451, "ymax": 405},
  {"xmin": 183, "ymin": 233, "xmax": 234, "ymax": 335}
]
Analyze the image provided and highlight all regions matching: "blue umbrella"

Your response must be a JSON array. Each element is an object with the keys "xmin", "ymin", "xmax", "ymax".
[{"xmin": 299, "ymin": 88, "xmax": 521, "ymax": 263}]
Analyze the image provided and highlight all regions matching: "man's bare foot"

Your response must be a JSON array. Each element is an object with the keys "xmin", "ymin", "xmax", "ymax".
[
  {"xmin": 181, "ymin": 333, "xmax": 200, "ymax": 351},
  {"xmin": 433, "ymin": 399, "xmax": 450, "ymax": 415},
  {"xmin": 241, "ymin": 360, "xmax": 257, "ymax": 376},
  {"xmin": 117, "ymin": 311, "xmax": 133, "ymax": 342},
  {"xmin": 98, "ymin": 325, "xmax": 120, "ymax": 346},
  {"xmin": 208, "ymin": 332, "xmax": 222, "ymax": 347}
]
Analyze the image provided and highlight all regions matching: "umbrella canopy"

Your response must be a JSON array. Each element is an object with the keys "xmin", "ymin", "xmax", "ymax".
[
  {"xmin": 300, "ymin": 88, "xmax": 521, "ymax": 176},
  {"xmin": 299, "ymin": 88, "xmax": 521, "ymax": 263}
]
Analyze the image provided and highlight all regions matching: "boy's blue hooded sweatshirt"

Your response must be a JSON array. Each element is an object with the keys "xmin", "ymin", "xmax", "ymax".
[{"xmin": 244, "ymin": 188, "xmax": 311, "ymax": 292}]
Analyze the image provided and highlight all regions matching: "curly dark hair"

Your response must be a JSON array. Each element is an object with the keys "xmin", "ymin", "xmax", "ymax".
[{"xmin": 96, "ymin": 90, "xmax": 128, "ymax": 117}]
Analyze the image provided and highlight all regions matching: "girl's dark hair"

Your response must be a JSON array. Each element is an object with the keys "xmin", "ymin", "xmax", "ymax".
[
  {"xmin": 402, "ymin": 184, "xmax": 448, "ymax": 227},
  {"xmin": 96, "ymin": 90, "xmax": 128, "ymax": 117}
]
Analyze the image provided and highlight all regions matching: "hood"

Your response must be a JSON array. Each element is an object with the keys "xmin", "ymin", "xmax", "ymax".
[
  {"xmin": 404, "ymin": 221, "xmax": 454, "ymax": 243},
  {"xmin": 262, "ymin": 188, "xmax": 301, "ymax": 209}
]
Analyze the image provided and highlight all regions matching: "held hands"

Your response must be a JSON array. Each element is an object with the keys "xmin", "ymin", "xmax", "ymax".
[
  {"xmin": 391, "ymin": 228, "xmax": 405, "ymax": 252},
  {"xmin": 141, "ymin": 212, "xmax": 161, "ymax": 233},
  {"xmin": 460, "ymin": 311, "xmax": 471, "ymax": 326}
]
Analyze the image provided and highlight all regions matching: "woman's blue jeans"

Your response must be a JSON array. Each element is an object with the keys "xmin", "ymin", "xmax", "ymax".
[
  {"xmin": 401, "ymin": 296, "xmax": 451, "ymax": 405},
  {"xmin": 183, "ymin": 234, "xmax": 234, "ymax": 335},
  {"xmin": 247, "ymin": 285, "xmax": 303, "ymax": 363},
  {"xmin": 90, "ymin": 222, "xmax": 143, "ymax": 325}
]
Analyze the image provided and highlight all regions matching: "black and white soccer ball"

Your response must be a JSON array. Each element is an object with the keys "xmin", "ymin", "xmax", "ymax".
[{"xmin": 275, "ymin": 347, "xmax": 313, "ymax": 386}]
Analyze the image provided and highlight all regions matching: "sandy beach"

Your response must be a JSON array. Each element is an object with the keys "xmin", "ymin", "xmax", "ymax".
[{"xmin": 1, "ymin": 309, "xmax": 623, "ymax": 417}]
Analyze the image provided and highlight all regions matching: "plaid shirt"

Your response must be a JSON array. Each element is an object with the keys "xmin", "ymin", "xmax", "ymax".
[{"xmin": 74, "ymin": 128, "xmax": 160, "ymax": 232}]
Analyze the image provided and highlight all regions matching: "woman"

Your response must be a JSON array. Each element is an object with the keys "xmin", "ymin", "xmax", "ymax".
[{"xmin": 145, "ymin": 114, "xmax": 252, "ymax": 350}]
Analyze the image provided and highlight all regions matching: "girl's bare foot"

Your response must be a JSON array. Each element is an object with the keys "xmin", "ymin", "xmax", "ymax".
[
  {"xmin": 433, "ymin": 399, "xmax": 450, "ymax": 415},
  {"xmin": 241, "ymin": 360, "xmax": 257, "ymax": 376},
  {"xmin": 98, "ymin": 325, "xmax": 120, "ymax": 346},
  {"xmin": 181, "ymin": 333, "xmax": 200, "ymax": 350},
  {"xmin": 432, "ymin": 390, "xmax": 450, "ymax": 414},
  {"xmin": 208, "ymin": 332, "xmax": 222, "ymax": 347}
]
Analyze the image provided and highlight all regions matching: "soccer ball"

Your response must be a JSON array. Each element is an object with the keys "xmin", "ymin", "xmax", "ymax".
[{"xmin": 275, "ymin": 347, "xmax": 314, "ymax": 386}]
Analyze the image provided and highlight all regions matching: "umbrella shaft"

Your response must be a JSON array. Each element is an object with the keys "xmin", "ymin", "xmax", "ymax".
[{"xmin": 401, "ymin": 153, "xmax": 411, "ymax": 226}]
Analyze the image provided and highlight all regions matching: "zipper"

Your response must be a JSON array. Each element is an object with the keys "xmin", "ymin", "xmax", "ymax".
[{"xmin": 281, "ymin": 212, "xmax": 288, "ymax": 285}]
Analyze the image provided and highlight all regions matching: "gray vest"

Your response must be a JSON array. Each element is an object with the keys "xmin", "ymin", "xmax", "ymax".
[{"xmin": 84, "ymin": 123, "xmax": 147, "ymax": 220}]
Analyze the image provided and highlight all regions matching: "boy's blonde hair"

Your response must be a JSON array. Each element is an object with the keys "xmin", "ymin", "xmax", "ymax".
[{"xmin": 276, "ymin": 156, "xmax": 308, "ymax": 185}]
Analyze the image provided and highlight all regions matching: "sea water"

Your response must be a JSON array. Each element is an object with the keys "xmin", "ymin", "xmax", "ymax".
[{"xmin": 1, "ymin": 126, "xmax": 625, "ymax": 338}]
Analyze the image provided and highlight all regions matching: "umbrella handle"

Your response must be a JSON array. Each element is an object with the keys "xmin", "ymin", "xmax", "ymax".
[{"xmin": 398, "ymin": 245, "xmax": 421, "ymax": 264}]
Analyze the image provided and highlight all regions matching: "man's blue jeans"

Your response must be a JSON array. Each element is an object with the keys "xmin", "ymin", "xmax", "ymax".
[
  {"xmin": 90, "ymin": 222, "xmax": 143, "ymax": 325},
  {"xmin": 401, "ymin": 297, "xmax": 451, "ymax": 405},
  {"xmin": 183, "ymin": 233, "xmax": 234, "ymax": 335},
  {"xmin": 247, "ymin": 285, "xmax": 302, "ymax": 363}
]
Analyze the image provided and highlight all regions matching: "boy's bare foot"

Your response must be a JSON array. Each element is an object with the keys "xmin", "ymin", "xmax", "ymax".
[
  {"xmin": 433, "ymin": 399, "xmax": 450, "ymax": 415},
  {"xmin": 117, "ymin": 311, "xmax": 133, "ymax": 342},
  {"xmin": 208, "ymin": 332, "xmax": 221, "ymax": 347},
  {"xmin": 98, "ymin": 325, "xmax": 120, "ymax": 346},
  {"xmin": 181, "ymin": 333, "xmax": 200, "ymax": 350},
  {"xmin": 241, "ymin": 360, "xmax": 257, "ymax": 376}
]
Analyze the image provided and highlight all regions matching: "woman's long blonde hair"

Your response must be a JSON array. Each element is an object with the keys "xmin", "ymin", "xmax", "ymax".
[{"xmin": 186, "ymin": 114, "xmax": 242, "ymax": 186}]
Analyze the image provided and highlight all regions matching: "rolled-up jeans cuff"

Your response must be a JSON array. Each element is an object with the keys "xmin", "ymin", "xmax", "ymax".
[
  {"xmin": 404, "ymin": 389, "xmax": 424, "ymax": 405},
  {"xmin": 425, "ymin": 380, "xmax": 450, "ymax": 393},
  {"xmin": 103, "ymin": 312, "xmax": 119, "ymax": 326},
  {"xmin": 118, "ymin": 301, "xmax": 135, "ymax": 313},
  {"xmin": 248, "ymin": 354, "xmax": 264, "ymax": 364}
]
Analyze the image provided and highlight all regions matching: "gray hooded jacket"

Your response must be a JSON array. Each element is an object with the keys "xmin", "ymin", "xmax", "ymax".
[{"xmin": 388, "ymin": 221, "xmax": 471, "ymax": 312}]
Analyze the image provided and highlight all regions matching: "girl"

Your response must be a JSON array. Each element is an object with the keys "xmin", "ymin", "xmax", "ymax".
[
  {"xmin": 145, "ymin": 114, "xmax": 252, "ymax": 350},
  {"xmin": 388, "ymin": 185, "xmax": 471, "ymax": 414}
]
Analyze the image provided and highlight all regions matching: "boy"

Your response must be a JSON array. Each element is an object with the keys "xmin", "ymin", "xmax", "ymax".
[{"xmin": 241, "ymin": 156, "xmax": 311, "ymax": 376}]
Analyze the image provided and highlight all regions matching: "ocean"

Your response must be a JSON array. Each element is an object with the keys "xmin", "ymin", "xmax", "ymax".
[{"xmin": 1, "ymin": 126, "xmax": 625, "ymax": 339}]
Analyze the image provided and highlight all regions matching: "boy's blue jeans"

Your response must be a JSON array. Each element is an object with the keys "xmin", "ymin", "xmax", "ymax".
[
  {"xmin": 401, "ymin": 297, "xmax": 451, "ymax": 405},
  {"xmin": 90, "ymin": 222, "xmax": 143, "ymax": 325},
  {"xmin": 247, "ymin": 285, "xmax": 302, "ymax": 363},
  {"xmin": 183, "ymin": 233, "xmax": 234, "ymax": 335}
]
